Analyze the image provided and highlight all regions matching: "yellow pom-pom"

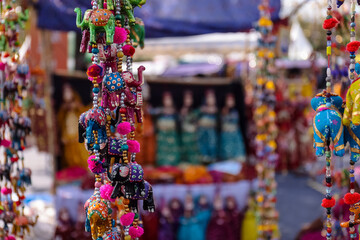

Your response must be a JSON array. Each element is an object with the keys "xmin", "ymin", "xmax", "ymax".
[
  {"xmin": 258, "ymin": 17, "xmax": 273, "ymax": 27},
  {"xmin": 267, "ymin": 51, "xmax": 275, "ymax": 58},
  {"xmin": 265, "ymin": 81, "xmax": 275, "ymax": 91}
]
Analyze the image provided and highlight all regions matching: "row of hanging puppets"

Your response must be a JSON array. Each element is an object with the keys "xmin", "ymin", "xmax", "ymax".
[
  {"xmin": 313, "ymin": 1, "xmax": 360, "ymax": 239},
  {"xmin": 0, "ymin": 0, "xmax": 37, "ymax": 239},
  {"xmin": 74, "ymin": 0, "xmax": 156, "ymax": 240}
]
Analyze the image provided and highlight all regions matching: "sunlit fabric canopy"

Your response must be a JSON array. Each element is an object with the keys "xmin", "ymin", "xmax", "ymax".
[{"xmin": 35, "ymin": 0, "xmax": 281, "ymax": 37}]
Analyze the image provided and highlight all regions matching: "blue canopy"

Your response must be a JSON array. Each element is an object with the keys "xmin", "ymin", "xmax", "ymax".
[{"xmin": 36, "ymin": 0, "xmax": 281, "ymax": 37}]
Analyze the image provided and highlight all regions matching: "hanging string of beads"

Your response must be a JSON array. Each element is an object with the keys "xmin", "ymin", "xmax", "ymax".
[
  {"xmin": 254, "ymin": 0, "xmax": 280, "ymax": 239},
  {"xmin": 337, "ymin": 1, "xmax": 360, "ymax": 239},
  {"xmin": 313, "ymin": 1, "xmax": 343, "ymax": 240},
  {"xmin": 0, "ymin": 0, "xmax": 36, "ymax": 238}
]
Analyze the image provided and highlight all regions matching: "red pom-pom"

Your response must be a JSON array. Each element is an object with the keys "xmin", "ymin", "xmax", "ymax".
[
  {"xmin": 122, "ymin": 45, "xmax": 135, "ymax": 56},
  {"xmin": 100, "ymin": 184, "xmax": 116, "ymax": 202},
  {"xmin": 117, "ymin": 122, "xmax": 131, "ymax": 135},
  {"xmin": 120, "ymin": 212, "xmax": 135, "ymax": 226},
  {"xmin": 10, "ymin": 156, "xmax": 18, "ymax": 163},
  {"xmin": 129, "ymin": 226, "xmax": 144, "ymax": 238},
  {"xmin": 3, "ymin": 52, "xmax": 9, "ymax": 58},
  {"xmin": 87, "ymin": 64, "xmax": 103, "ymax": 78},
  {"xmin": 323, "ymin": 18, "xmax": 339, "ymax": 30},
  {"xmin": 5, "ymin": 236, "xmax": 16, "ymax": 240},
  {"xmin": 321, "ymin": 197, "xmax": 336, "ymax": 208},
  {"xmin": 114, "ymin": 27, "xmax": 127, "ymax": 44},
  {"xmin": 1, "ymin": 139, "xmax": 11, "ymax": 148},
  {"xmin": 346, "ymin": 41, "xmax": 360, "ymax": 53},
  {"xmin": 87, "ymin": 155, "xmax": 105, "ymax": 174},
  {"xmin": 127, "ymin": 140, "xmax": 140, "ymax": 153},
  {"xmin": 344, "ymin": 192, "xmax": 360, "ymax": 205},
  {"xmin": 1, "ymin": 187, "xmax": 11, "ymax": 195}
]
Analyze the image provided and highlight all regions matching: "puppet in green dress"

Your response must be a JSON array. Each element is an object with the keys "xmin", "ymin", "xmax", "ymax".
[
  {"xmin": 180, "ymin": 90, "xmax": 201, "ymax": 164},
  {"xmin": 220, "ymin": 93, "xmax": 246, "ymax": 161},
  {"xmin": 156, "ymin": 92, "xmax": 180, "ymax": 166}
]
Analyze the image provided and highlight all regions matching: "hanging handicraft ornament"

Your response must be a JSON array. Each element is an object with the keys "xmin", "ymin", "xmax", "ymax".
[{"xmin": 74, "ymin": 0, "xmax": 154, "ymax": 239}]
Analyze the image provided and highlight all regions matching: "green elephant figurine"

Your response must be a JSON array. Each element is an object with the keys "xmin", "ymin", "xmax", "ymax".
[
  {"xmin": 122, "ymin": 0, "xmax": 147, "ymax": 25},
  {"xmin": 74, "ymin": 8, "xmax": 115, "ymax": 45},
  {"xmin": 4, "ymin": 8, "xmax": 29, "ymax": 30},
  {"xmin": 130, "ymin": 18, "xmax": 145, "ymax": 49}
]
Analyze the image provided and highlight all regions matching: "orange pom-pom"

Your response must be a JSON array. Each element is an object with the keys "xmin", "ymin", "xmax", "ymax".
[
  {"xmin": 344, "ymin": 192, "xmax": 360, "ymax": 205},
  {"xmin": 321, "ymin": 197, "xmax": 336, "ymax": 208},
  {"xmin": 323, "ymin": 18, "xmax": 339, "ymax": 30},
  {"xmin": 346, "ymin": 41, "xmax": 360, "ymax": 53}
]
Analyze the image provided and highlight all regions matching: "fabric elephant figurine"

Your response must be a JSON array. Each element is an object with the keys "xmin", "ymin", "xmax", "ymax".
[
  {"xmin": 109, "ymin": 162, "xmax": 155, "ymax": 212},
  {"xmin": 311, "ymin": 92, "xmax": 345, "ymax": 157},
  {"xmin": 4, "ymin": 8, "xmax": 29, "ymax": 30},
  {"xmin": 15, "ymin": 63, "xmax": 30, "ymax": 90},
  {"xmin": 74, "ymin": 8, "xmax": 115, "ymax": 45},
  {"xmin": 130, "ymin": 18, "xmax": 145, "ymax": 49},
  {"xmin": 87, "ymin": 197, "xmax": 112, "ymax": 240},
  {"xmin": 9, "ymin": 115, "xmax": 31, "ymax": 151},
  {"xmin": 122, "ymin": 0, "xmax": 147, "ymax": 25},
  {"xmin": 343, "ymin": 64, "xmax": 360, "ymax": 126},
  {"xmin": 344, "ymin": 123, "xmax": 360, "ymax": 162},
  {"xmin": 78, "ymin": 107, "xmax": 107, "ymax": 152},
  {"xmin": 341, "ymin": 202, "xmax": 360, "ymax": 228},
  {"xmin": 19, "ymin": 168, "xmax": 32, "ymax": 187},
  {"xmin": 101, "ymin": 72, "xmax": 124, "ymax": 111},
  {"xmin": 84, "ymin": 194, "xmax": 97, "ymax": 233},
  {"xmin": 122, "ymin": 66, "xmax": 145, "ymax": 123},
  {"xmin": 12, "ymin": 214, "xmax": 38, "ymax": 236},
  {"xmin": 128, "ymin": 180, "xmax": 155, "ymax": 212}
]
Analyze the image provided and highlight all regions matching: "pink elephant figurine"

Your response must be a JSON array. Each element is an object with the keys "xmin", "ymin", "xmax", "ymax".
[{"xmin": 122, "ymin": 66, "xmax": 145, "ymax": 123}]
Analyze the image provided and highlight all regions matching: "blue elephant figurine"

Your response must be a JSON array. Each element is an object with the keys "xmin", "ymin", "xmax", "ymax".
[
  {"xmin": 78, "ymin": 107, "xmax": 107, "ymax": 152},
  {"xmin": 345, "ymin": 123, "xmax": 360, "ymax": 162},
  {"xmin": 311, "ymin": 92, "xmax": 345, "ymax": 157}
]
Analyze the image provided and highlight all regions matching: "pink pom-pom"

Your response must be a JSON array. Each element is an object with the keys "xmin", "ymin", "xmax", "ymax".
[
  {"xmin": 127, "ymin": 140, "xmax": 140, "ymax": 153},
  {"xmin": 5, "ymin": 236, "xmax": 16, "ymax": 240},
  {"xmin": 117, "ymin": 122, "xmax": 131, "ymax": 135},
  {"xmin": 114, "ymin": 27, "xmax": 127, "ymax": 44},
  {"xmin": 87, "ymin": 64, "xmax": 103, "ymax": 78},
  {"xmin": 0, "ymin": 62, "xmax": 6, "ymax": 71},
  {"xmin": 129, "ymin": 226, "xmax": 144, "ymax": 238},
  {"xmin": 100, "ymin": 184, "xmax": 116, "ymax": 202},
  {"xmin": 1, "ymin": 139, "xmax": 11, "ymax": 148},
  {"xmin": 120, "ymin": 212, "xmax": 135, "ymax": 226},
  {"xmin": 122, "ymin": 45, "xmax": 135, "ymax": 56},
  {"xmin": 1, "ymin": 187, "xmax": 11, "ymax": 195},
  {"xmin": 87, "ymin": 155, "xmax": 105, "ymax": 174}
]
